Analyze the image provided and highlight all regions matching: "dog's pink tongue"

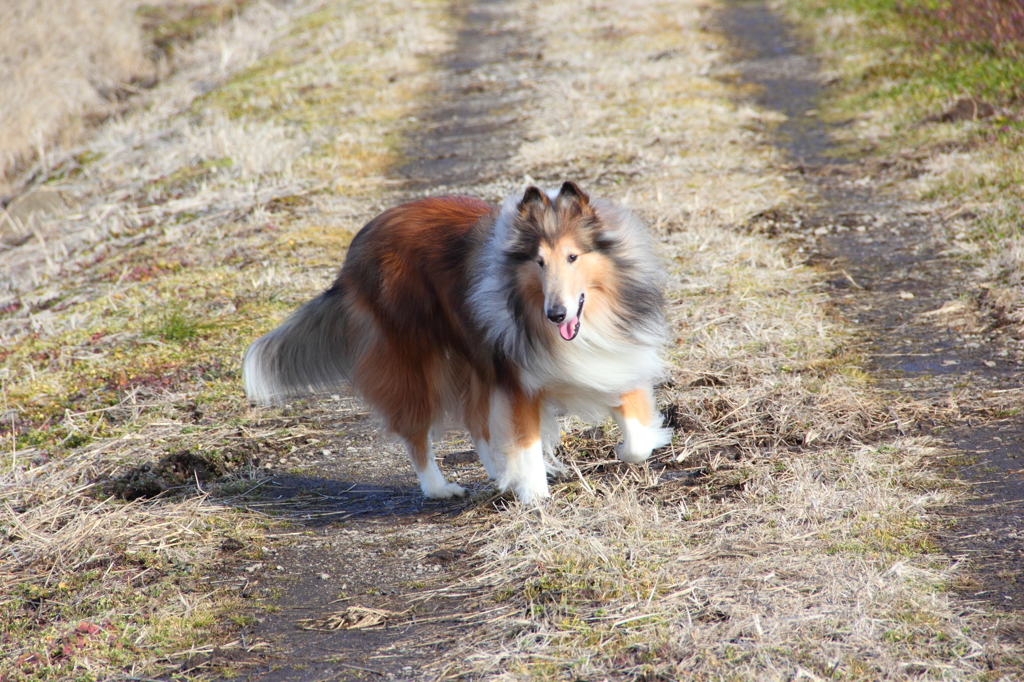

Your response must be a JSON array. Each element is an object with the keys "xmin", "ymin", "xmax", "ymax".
[{"xmin": 559, "ymin": 316, "xmax": 579, "ymax": 341}]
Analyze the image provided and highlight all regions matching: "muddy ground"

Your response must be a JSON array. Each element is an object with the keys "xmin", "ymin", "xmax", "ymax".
[{"xmin": 218, "ymin": 1, "xmax": 1024, "ymax": 679}]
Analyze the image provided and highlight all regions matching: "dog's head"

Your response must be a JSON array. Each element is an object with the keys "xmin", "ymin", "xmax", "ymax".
[{"xmin": 507, "ymin": 181, "xmax": 617, "ymax": 341}]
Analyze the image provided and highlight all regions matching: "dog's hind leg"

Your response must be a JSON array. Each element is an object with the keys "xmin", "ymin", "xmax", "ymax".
[
  {"xmin": 355, "ymin": 345, "xmax": 463, "ymax": 499},
  {"xmin": 402, "ymin": 431, "xmax": 467, "ymax": 499},
  {"xmin": 465, "ymin": 374, "xmax": 501, "ymax": 481},
  {"xmin": 611, "ymin": 387, "xmax": 673, "ymax": 463}
]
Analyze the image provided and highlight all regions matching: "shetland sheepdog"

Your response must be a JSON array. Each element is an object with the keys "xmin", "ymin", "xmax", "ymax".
[{"xmin": 243, "ymin": 181, "xmax": 671, "ymax": 503}]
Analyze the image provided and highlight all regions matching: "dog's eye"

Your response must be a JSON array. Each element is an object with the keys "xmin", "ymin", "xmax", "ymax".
[
  {"xmin": 567, "ymin": 254, "xmax": 578, "ymax": 263},
  {"xmin": 537, "ymin": 257, "xmax": 545, "ymax": 267}
]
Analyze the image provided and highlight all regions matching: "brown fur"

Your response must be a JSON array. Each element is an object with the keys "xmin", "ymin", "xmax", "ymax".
[
  {"xmin": 243, "ymin": 182, "xmax": 670, "ymax": 501},
  {"xmin": 615, "ymin": 388, "xmax": 652, "ymax": 424},
  {"xmin": 336, "ymin": 196, "xmax": 499, "ymax": 441}
]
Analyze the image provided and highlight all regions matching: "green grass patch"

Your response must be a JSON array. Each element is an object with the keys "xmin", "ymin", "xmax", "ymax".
[
  {"xmin": 147, "ymin": 309, "xmax": 216, "ymax": 342},
  {"xmin": 784, "ymin": 0, "xmax": 1024, "ymax": 120}
]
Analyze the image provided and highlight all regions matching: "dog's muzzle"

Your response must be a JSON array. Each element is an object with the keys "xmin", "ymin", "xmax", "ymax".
[{"xmin": 552, "ymin": 294, "xmax": 584, "ymax": 341}]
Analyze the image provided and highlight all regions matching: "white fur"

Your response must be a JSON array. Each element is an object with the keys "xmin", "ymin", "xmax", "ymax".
[
  {"xmin": 468, "ymin": 189, "xmax": 666, "ymax": 402},
  {"xmin": 241, "ymin": 336, "xmax": 278, "ymax": 406},
  {"xmin": 497, "ymin": 440, "xmax": 549, "ymax": 505},
  {"xmin": 462, "ymin": 187, "xmax": 671, "ymax": 498},
  {"xmin": 613, "ymin": 415, "xmax": 673, "ymax": 464},
  {"xmin": 482, "ymin": 389, "xmax": 554, "ymax": 504},
  {"xmin": 246, "ymin": 185, "xmax": 668, "ymax": 505},
  {"xmin": 474, "ymin": 438, "xmax": 501, "ymax": 480},
  {"xmin": 404, "ymin": 437, "xmax": 467, "ymax": 499}
]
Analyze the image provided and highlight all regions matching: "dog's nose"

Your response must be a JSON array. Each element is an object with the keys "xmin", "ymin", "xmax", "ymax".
[{"xmin": 546, "ymin": 305, "xmax": 566, "ymax": 323}]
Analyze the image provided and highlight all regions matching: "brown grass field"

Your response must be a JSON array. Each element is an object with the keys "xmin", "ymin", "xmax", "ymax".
[{"xmin": 2, "ymin": 0, "xmax": 1023, "ymax": 679}]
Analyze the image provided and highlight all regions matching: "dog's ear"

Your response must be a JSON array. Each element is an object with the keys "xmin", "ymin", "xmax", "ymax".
[
  {"xmin": 517, "ymin": 186, "xmax": 550, "ymax": 219},
  {"xmin": 556, "ymin": 181, "xmax": 592, "ymax": 217}
]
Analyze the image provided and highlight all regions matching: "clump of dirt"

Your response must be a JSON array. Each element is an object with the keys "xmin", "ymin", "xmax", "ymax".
[
  {"xmin": 921, "ymin": 96, "xmax": 997, "ymax": 124},
  {"xmin": 108, "ymin": 448, "xmax": 251, "ymax": 500}
]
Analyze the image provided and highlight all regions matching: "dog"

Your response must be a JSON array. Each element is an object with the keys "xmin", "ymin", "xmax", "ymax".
[{"xmin": 242, "ymin": 181, "xmax": 671, "ymax": 503}]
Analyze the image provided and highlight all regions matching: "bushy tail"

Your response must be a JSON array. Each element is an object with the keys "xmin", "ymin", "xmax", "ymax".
[{"xmin": 242, "ymin": 288, "xmax": 357, "ymax": 406}]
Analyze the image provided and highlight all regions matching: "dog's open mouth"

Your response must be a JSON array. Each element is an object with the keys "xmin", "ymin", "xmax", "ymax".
[{"xmin": 559, "ymin": 294, "xmax": 585, "ymax": 341}]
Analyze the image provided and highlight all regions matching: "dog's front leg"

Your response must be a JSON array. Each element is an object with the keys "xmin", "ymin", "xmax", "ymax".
[
  {"xmin": 403, "ymin": 432, "xmax": 467, "ymax": 499},
  {"xmin": 491, "ymin": 387, "xmax": 549, "ymax": 504},
  {"xmin": 611, "ymin": 387, "xmax": 672, "ymax": 463}
]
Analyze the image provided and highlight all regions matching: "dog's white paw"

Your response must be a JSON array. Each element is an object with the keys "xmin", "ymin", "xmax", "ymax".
[
  {"xmin": 497, "ymin": 441, "xmax": 550, "ymax": 504},
  {"xmin": 423, "ymin": 481, "xmax": 467, "ymax": 499},
  {"xmin": 616, "ymin": 424, "xmax": 673, "ymax": 463},
  {"xmin": 615, "ymin": 442, "xmax": 650, "ymax": 464},
  {"xmin": 513, "ymin": 480, "xmax": 550, "ymax": 506}
]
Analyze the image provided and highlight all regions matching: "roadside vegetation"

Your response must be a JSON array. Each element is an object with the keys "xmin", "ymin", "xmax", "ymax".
[
  {"xmin": 779, "ymin": 0, "xmax": 1024, "ymax": 331},
  {"xmin": 0, "ymin": 0, "xmax": 255, "ymax": 197},
  {"xmin": 3, "ymin": 0, "xmax": 1024, "ymax": 680}
]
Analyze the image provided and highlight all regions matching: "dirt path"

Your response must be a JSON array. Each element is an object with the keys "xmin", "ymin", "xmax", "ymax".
[
  {"xmin": 229, "ymin": 2, "xmax": 540, "ymax": 679},
  {"xmin": 717, "ymin": 0, "xmax": 1024, "ymax": 614},
  {"xmin": 9, "ymin": 0, "xmax": 1024, "ymax": 678}
]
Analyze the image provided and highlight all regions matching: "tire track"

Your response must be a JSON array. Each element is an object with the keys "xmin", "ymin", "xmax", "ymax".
[
  {"xmin": 717, "ymin": 0, "xmax": 1024, "ymax": 615},
  {"xmin": 229, "ymin": 2, "xmax": 543, "ymax": 680}
]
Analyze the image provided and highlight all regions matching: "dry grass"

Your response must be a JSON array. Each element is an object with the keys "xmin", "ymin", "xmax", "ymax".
[
  {"xmin": 0, "ymin": 0, "xmax": 453, "ymax": 678},
  {"xmin": 0, "ymin": 0, "xmax": 259, "ymax": 196},
  {"xmin": 507, "ymin": 0, "xmax": 883, "ymax": 456},
  {"xmin": 0, "ymin": 0, "xmax": 151, "ymax": 191},
  {"xmin": 436, "ymin": 440, "xmax": 996, "ymax": 681},
  {"xmin": 0, "ymin": 445, "xmax": 275, "ymax": 677},
  {"xmin": 3, "ymin": 0, "xmax": 1023, "ymax": 679},
  {"xmin": 778, "ymin": 0, "xmax": 1024, "ymax": 330},
  {"xmin": 412, "ymin": 0, "xmax": 1022, "ymax": 678}
]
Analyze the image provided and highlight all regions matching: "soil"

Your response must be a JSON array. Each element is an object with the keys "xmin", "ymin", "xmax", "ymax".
[
  {"xmin": 717, "ymin": 0, "xmax": 1024, "ymax": 615},
  {"xmin": 223, "ymin": 1, "xmax": 1024, "ymax": 679}
]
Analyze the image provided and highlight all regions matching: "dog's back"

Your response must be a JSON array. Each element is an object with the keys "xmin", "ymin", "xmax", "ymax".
[{"xmin": 244, "ymin": 195, "xmax": 495, "ymax": 415}]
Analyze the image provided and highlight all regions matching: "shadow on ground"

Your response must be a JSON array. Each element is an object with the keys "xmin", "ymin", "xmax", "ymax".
[{"xmin": 244, "ymin": 476, "xmax": 476, "ymax": 522}]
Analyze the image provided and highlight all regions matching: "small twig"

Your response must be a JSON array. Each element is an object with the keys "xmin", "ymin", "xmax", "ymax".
[
  {"xmin": 840, "ymin": 268, "xmax": 864, "ymax": 290},
  {"xmin": 338, "ymin": 663, "xmax": 385, "ymax": 675}
]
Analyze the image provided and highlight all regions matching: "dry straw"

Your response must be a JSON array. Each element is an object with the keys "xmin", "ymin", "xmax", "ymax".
[
  {"xmin": 1, "ymin": 0, "xmax": 1021, "ymax": 678},
  {"xmin": 1, "ymin": 0, "xmax": 454, "ymax": 676},
  {"xmin": 0, "ymin": 0, "xmax": 151, "ymax": 189},
  {"xmin": 420, "ymin": 0, "xmax": 1021, "ymax": 678}
]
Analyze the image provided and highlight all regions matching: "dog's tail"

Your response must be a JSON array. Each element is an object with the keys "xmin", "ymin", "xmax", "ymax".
[{"xmin": 242, "ymin": 286, "xmax": 358, "ymax": 406}]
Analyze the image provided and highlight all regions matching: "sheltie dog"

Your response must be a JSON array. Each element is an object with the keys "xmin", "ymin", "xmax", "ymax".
[{"xmin": 243, "ymin": 181, "xmax": 671, "ymax": 503}]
